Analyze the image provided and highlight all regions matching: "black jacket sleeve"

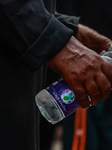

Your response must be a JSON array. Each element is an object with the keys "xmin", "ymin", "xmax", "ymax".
[
  {"xmin": 0, "ymin": 0, "xmax": 74, "ymax": 71},
  {"xmin": 55, "ymin": 13, "xmax": 80, "ymax": 37}
]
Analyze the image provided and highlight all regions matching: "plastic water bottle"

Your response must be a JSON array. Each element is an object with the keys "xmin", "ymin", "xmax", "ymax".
[
  {"xmin": 101, "ymin": 47, "xmax": 112, "ymax": 64},
  {"xmin": 35, "ymin": 78, "xmax": 80, "ymax": 124},
  {"xmin": 35, "ymin": 48, "xmax": 112, "ymax": 125}
]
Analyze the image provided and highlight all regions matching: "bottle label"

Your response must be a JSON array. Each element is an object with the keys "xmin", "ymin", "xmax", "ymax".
[{"xmin": 46, "ymin": 78, "xmax": 80, "ymax": 117}]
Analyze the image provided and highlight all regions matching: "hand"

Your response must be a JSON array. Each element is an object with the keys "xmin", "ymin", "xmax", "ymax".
[
  {"xmin": 77, "ymin": 24, "xmax": 112, "ymax": 54},
  {"xmin": 47, "ymin": 36, "xmax": 112, "ymax": 108}
]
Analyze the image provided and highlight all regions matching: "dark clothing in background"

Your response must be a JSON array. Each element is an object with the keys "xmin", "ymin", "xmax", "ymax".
[
  {"xmin": 0, "ymin": 0, "xmax": 75, "ymax": 71},
  {"xmin": 57, "ymin": 0, "xmax": 75, "ymax": 15},
  {"xmin": 0, "ymin": 0, "xmax": 79, "ymax": 150}
]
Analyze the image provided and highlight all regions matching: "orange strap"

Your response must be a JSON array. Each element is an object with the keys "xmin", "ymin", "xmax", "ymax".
[{"xmin": 72, "ymin": 108, "xmax": 87, "ymax": 150}]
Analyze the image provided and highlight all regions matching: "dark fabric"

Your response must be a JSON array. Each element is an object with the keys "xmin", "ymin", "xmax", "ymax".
[
  {"xmin": 56, "ymin": 0, "xmax": 76, "ymax": 15},
  {"xmin": 0, "ymin": 51, "xmax": 39, "ymax": 150},
  {"xmin": 18, "ymin": 14, "xmax": 74, "ymax": 71},
  {"xmin": 0, "ymin": 0, "xmax": 74, "ymax": 71},
  {"xmin": 55, "ymin": 13, "xmax": 79, "ymax": 37},
  {"xmin": 0, "ymin": 0, "xmax": 79, "ymax": 150}
]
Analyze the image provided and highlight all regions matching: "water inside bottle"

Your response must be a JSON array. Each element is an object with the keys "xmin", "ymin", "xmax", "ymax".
[{"xmin": 35, "ymin": 89, "xmax": 65, "ymax": 124}]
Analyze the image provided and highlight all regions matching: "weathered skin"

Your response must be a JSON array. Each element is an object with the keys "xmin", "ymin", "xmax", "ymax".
[
  {"xmin": 47, "ymin": 24, "xmax": 112, "ymax": 109},
  {"xmin": 77, "ymin": 24, "xmax": 112, "ymax": 54}
]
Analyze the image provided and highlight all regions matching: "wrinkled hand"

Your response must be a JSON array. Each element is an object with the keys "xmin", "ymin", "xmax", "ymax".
[
  {"xmin": 47, "ymin": 36, "xmax": 112, "ymax": 108},
  {"xmin": 77, "ymin": 24, "xmax": 112, "ymax": 54}
]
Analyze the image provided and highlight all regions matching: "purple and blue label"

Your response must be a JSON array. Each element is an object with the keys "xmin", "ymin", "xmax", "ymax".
[{"xmin": 46, "ymin": 78, "xmax": 80, "ymax": 117}]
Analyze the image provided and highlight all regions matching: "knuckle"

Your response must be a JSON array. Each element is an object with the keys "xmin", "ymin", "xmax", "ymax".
[
  {"xmin": 81, "ymin": 62, "xmax": 94, "ymax": 73},
  {"xmin": 76, "ymin": 94, "xmax": 90, "ymax": 108},
  {"xmin": 105, "ymin": 83, "xmax": 111, "ymax": 91},
  {"xmin": 74, "ymin": 87, "xmax": 90, "ymax": 108},
  {"xmin": 101, "ymin": 83, "xmax": 111, "ymax": 99},
  {"xmin": 91, "ymin": 98, "xmax": 101, "ymax": 105},
  {"xmin": 91, "ymin": 91, "xmax": 101, "ymax": 99},
  {"xmin": 88, "ymin": 86, "xmax": 101, "ymax": 105},
  {"xmin": 86, "ymin": 82, "xmax": 100, "ymax": 96},
  {"xmin": 72, "ymin": 69, "xmax": 86, "ymax": 80},
  {"xmin": 104, "ymin": 38, "xmax": 112, "ymax": 45},
  {"xmin": 102, "ymin": 90, "xmax": 111, "ymax": 99},
  {"xmin": 89, "ymin": 85, "xmax": 98, "ymax": 93},
  {"xmin": 79, "ymin": 101, "xmax": 90, "ymax": 109},
  {"xmin": 75, "ymin": 90, "xmax": 87, "ymax": 99}
]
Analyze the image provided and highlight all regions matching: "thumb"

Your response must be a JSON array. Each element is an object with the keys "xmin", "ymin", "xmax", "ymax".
[
  {"xmin": 102, "ymin": 60, "xmax": 112, "ymax": 85},
  {"xmin": 100, "ymin": 36, "xmax": 112, "ymax": 51}
]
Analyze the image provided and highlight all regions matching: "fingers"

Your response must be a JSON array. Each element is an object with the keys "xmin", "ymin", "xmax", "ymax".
[
  {"xmin": 72, "ymin": 83, "xmax": 90, "ymax": 109},
  {"xmin": 85, "ymin": 80, "xmax": 101, "ymax": 105},
  {"xmin": 73, "ymin": 73, "xmax": 111, "ymax": 108},
  {"xmin": 100, "ymin": 36, "xmax": 112, "ymax": 51},
  {"xmin": 77, "ymin": 24, "xmax": 112, "ymax": 53},
  {"xmin": 95, "ymin": 73, "xmax": 111, "ymax": 100}
]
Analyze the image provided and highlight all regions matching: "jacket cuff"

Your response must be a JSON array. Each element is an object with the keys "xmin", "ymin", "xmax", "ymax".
[
  {"xmin": 55, "ymin": 13, "xmax": 80, "ymax": 37},
  {"xmin": 18, "ymin": 15, "xmax": 73, "ymax": 71}
]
